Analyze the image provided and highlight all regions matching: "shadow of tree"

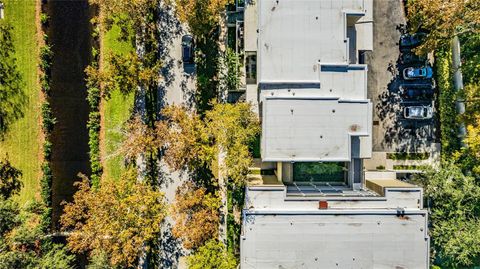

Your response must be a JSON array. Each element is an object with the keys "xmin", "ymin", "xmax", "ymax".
[{"xmin": 157, "ymin": 221, "xmax": 187, "ymax": 268}]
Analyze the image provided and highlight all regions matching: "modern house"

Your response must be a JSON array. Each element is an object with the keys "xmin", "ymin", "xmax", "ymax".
[{"xmin": 241, "ymin": 0, "xmax": 429, "ymax": 268}]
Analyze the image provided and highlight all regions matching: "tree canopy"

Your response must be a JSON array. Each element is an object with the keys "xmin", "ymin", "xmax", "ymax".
[
  {"xmin": 413, "ymin": 162, "xmax": 480, "ymax": 267},
  {"xmin": 60, "ymin": 170, "xmax": 167, "ymax": 267},
  {"xmin": 407, "ymin": 0, "xmax": 480, "ymax": 53},
  {"xmin": 186, "ymin": 239, "xmax": 237, "ymax": 269},
  {"xmin": 175, "ymin": 0, "xmax": 232, "ymax": 37},
  {"xmin": 170, "ymin": 182, "xmax": 220, "ymax": 250},
  {"xmin": 0, "ymin": 190, "xmax": 74, "ymax": 268},
  {"xmin": 205, "ymin": 101, "xmax": 260, "ymax": 185},
  {"xmin": 0, "ymin": 21, "xmax": 26, "ymax": 138},
  {"xmin": 122, "ymin": 102, "xmax": 259, "ymax": 183}
]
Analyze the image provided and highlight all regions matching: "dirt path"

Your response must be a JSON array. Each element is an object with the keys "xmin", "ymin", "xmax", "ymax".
[{"xmin": 47, "ymin": 0, "xmax": 92, "ymax": 229}]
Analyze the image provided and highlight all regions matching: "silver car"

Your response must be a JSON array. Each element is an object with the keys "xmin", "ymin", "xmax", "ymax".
[{"xmin": 403, "ymin": 105, "xmax": 433, "ymax": 120}]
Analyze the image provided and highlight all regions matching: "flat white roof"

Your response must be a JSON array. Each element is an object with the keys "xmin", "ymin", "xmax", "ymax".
[
  {"xmin": 257, "ymin": 0, "xmax": 373, "ymax": 162},
  {"xmin": 261, "ymin": 97, "xmax": 372, "ymax": 162},
  {"xmin": 258, "ymin": 0, "xmax": 367, "ymax": 82},
  {"xmin": 241, "ymin": 213, "xmax": 429, "ymax": 269}
]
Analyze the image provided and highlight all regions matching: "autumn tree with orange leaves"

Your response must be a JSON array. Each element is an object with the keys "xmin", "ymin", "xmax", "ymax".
[
  {"xmin": 170, "ymin": 181, "xmax": 221, "ymax": 249},
  {"xmin": 60, "ymin": 170, "xmax": 166, "ymax": 267},
  {"xmin": 407, "ymin": 0, "xmax": 480, "ymax": 53}
]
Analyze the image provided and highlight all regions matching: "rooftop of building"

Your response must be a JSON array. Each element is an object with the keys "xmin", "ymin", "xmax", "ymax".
[
  {"xmin": 257, "ymin": 0, "xmax": 370, "ymax": 83},
  {"xmin": 261, "ymin": 97, "xmax": 372, "ymax": 162}
]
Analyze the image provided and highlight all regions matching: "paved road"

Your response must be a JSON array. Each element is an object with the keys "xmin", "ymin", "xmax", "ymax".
[{"xmin": 155, "ymin": 4, "xmax": 196, "ymax": 268}]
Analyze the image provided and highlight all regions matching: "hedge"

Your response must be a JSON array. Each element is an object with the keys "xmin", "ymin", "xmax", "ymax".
[
  {"xmin": 38, "ymin": 9, "xmax": 54, "ymax": 233},
  {"xmin": 435, "ymin": 50, "xmax": 460, "ymax": 160},
  {"xmin": 86, "ymin": 23, "xmax": 102, "ymax": 188},
  {"xmin": 386, "ymin": 152, "xmax": 430, "ymax": 160}
]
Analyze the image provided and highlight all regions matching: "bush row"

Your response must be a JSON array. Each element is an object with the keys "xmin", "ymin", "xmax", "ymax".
[
  {"xmin": 86, "ymin": 24, "xmax": 102, "ymax": 188},
  {"xmin": 435, "ymin": 50, "xmax": 460, "ymax": 160},
  {"xmin": 39, "ymin": 9, "xmax": 55, "ymax": 233}
]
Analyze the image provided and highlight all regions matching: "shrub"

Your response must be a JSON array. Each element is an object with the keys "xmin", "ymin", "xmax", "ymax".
[
  {"xmin": 40, "ymin": 162, "xmax": 52, "ymax": 207},
  {"xmin": 40, "ymin": 74, "xmax": 50, "ymax": 95},
  {"xmin": 43, "ymin": 140, "xmax": 52, "ymax": 161},
  {"xmin": 87, "ymin": 87, "xmax": 101, "ymax": 108},
  {"xmin": 39, "ymin": 45, "xmax": 53, "ymax": 73},
  {"xmin": 40, "ymin": 13, "xmax": 49, "ymax": 27},
  {"xmin": 386, "ymin": 152, "xmax": 430, "ymax": 160},
  {"xmin": 41, "ymin": 102, "xmax": 56, "ymax": 133}
]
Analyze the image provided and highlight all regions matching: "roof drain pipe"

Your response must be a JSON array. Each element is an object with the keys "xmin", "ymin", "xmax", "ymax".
[{"xmin": 451, "ymin": 35, "xmax": 466, "ymax": 146}]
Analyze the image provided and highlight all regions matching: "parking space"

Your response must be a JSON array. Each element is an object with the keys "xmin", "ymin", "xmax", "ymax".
[{"xmin": 366, "ymin": 0, "xmax": 439, "ymax": 156}]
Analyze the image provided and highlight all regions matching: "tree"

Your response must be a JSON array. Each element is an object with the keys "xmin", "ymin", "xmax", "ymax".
[
  {"xmin": 36, "ymin": 244, "xmax": 76, "ymax": 269},
  {"xmin": 85, "ymin": 51, "xmax": 162, "ymax": 99},
  {"xmin": 86, "ymin": 250, "xmax": 119, "ymax": 269},
  {"xmin": 407, "ymin": 0, "xmax": 480, "ymax": 53},
  {"xmin": 0, "ymin": 20, "xmax": 26, "ymax": 138},
  {"xmin": 0, "ymin": 198, "xmax": 74, "ymax": 269},
  {"xmin": 186, "ymin": 239, "xmax": 237, "ymax": 269},
  {"xmin": 175, "ymin": 0, "xmax": 232, "ymax": 37},
  {"xmin": 89, "ymin": 0, "xmax": 158, "ymax": 37},
  {"xmin": 158, "ymin": 105, "xmax": 213, "ymax": 172},
  {"xmin": 205, "ymin": 101, "xmax": 260, "ymax": 185},
  {"xmin": 0, "ymin": 158, "xmax": 22, "ymax": 199},
  {"xmin": 60, "ymin": 170, "xmax": 167, "ymax": 267},
  {"xmin": 87, "ymin": 0, "xmax": 162, "ymax": 126},
  {"xmin": 413, "ymin": 162, "xmax": 480, "ymax": 267},
  {"xmin": 171, "ymin": 182, "xmax": 220, "ymax": 250},
  {"xmin": 121, "ymin": 115, "xmax": 163, "ymax": 161}
]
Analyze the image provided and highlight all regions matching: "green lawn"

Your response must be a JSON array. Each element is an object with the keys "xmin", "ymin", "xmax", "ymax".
[
  {"xmin": 0, "ymin": 0, "xmax": 41, "ymax": 204},
  {"xmin": 101, "ymin": 24, "xmax": 134, "ymax": 181}
]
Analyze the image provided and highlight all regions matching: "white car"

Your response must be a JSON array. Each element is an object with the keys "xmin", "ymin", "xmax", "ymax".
[{"xmin": 403, "ymin": 105, "xmax": 433, "ymax": 120}]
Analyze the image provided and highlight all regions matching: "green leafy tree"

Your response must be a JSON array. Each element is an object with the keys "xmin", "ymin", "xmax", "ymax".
[
  {"xmin": 413, "ymin": 162, "xmax": 480, "ymax": 268},
  {"xmin": 36, "ymin": 244, "xmax": 76, "ymax": 269},
  {"xmin": 0, "ymin": 198, "xmax": 74, "ymax": 269},
  {"xmin": 0, "ymin": 20, "xmax": 26, "ymax": 138},
  {"xmin": 86, "ymin": 250, "xmax": 119, "ymax": 269},
  {"xmin": 205, "ymin": 101, "xmax": 260, "ymax": 185},
  {"xmin": 186, "ymin": 239, "xmax": 237, "ymax": 269}
]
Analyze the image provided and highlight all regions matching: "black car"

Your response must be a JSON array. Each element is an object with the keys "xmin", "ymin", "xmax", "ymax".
[
  {"xmin": 399, "ymin": 33, "xmax": 427, "ymax": 51},
  {"xmin": 400, "ymin": 84, "xmax": 435, "ymax": 100},
  {"xmin": 182, "ymin": 34, "xmax": 194, "ymax": 64},
  {"xmin": 400, "ymin": 52, "xmax": 427, "ymax": 65}
]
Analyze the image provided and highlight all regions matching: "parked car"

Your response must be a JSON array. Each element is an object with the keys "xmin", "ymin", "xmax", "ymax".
[
  {"xmin": 403, "ymin": 66, "xmax": 433, "ymax": 80},
  {"xmin": 181, "ymin": 34, "xmax": 194, "ymax": 64},
  {"xmin": 400, "ymin": 84, "xmax": 435, "ymax": 100},
  {"xmin": 404, "ymin": 105, "xmax": 433, "ymax": 120},
  {"xmin": 399, "ymin": 33, "xmax": 427, "ymax": 50},
  {"xmin": 400, "ymin": 52, "xmax": 427, "ymax": 65}
]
